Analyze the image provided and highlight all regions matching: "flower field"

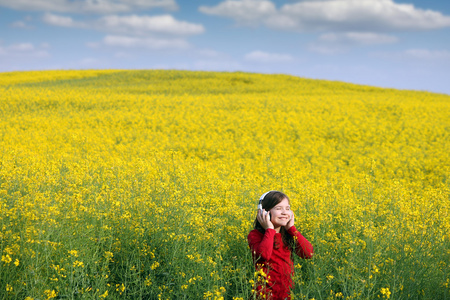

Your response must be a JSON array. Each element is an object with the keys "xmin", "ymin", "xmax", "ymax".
[{"xmin": 0, "ymin": 70, "xmax": 449, "ymax": 299}]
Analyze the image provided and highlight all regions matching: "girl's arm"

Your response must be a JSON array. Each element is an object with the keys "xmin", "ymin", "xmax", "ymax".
[
  {"xmin": 286, "ymin": 226, "xmax": 314, "ymax": 259},
  {"xmin": 248, "ymin": 229, "xmax": 276, "ymax": 261},
  {"xmin": 248, "ymin": 209, "xmax": 276, "ymax": 261},
  {"xmin": 285, "ymin": 212, "xmax": 313, "ymax": 258}
]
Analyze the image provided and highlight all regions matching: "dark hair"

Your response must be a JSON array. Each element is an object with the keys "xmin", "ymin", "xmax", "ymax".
[{"xmin": 254, "ymin": 191, "xmax": 294, "ymax": 251}]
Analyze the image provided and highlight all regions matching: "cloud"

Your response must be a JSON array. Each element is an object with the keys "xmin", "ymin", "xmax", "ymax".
[
  {"xmin": 403, "ymin": 49, "xmax": 450, "ymax": 60},
  {"xmin": 308, "ymin": 32, "xmax": 398, "ymax": 54},
  {"xmin": 101, "ymin": 35, "xmax": 190, "ymax": 50},
  {"xmin": 43, "ymin": 13, "xmax": 204, "ymax": 51},
  {"xmin": 43, "ymin": 13, "xmax": 86, "ymax": 27},
  {"xmin": 318, "ymin": 32, "xmax": 398, "ymax": 45},
  {"xmin": 372, "ymin": 49, "xmax": 450, "ymax": 61},
  {"xmin": 307, "ymin": 44, "xmax": 343, "ymax": 55},
  {"xmin": 200, "ymin": 0, "xmax": 450, "ymax": 32},
  {"xmin": 97, "ymin": 14, "xmax": 205, "ymax": 36},
  {"xmin": 0, "ymin": 42, "xmax": 50, "ymax": 58},
  {"xmin": 42, "ymin": 12, "xmax": 204, "ymax": 51},
  {"xmin": 244, "ymin": 50, "xmax": 293, "ymax": 63},
  {"xmin": 9, "ymin": 16, "xmax": 34, "ymax": 29},
  {"xmin": 0, "ymin": 0, "xmax": 177, "ymax": 14},
  {"xmin": 9, "ymin": 21, "xmax": 29, "ymax": 28},
  {"xmin": 199, "ymin": 0, "xmax": 276, "ymax": 26},
  {"xmin": 42, "ymin": 13, "xmax": 204, "ymax": 36}
]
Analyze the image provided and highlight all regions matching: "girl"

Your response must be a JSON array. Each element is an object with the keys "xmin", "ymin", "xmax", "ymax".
[{"xmin": 248, "ymin": 191, "xmax": 313, "ymax": 300}]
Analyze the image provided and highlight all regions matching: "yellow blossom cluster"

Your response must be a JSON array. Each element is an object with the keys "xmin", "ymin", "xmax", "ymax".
[{"xmin": 0, "ymin": 70, "xmax": 449, "ymax": 299}]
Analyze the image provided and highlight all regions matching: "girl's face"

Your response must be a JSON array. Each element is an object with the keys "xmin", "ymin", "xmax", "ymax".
[{"xmin": 268, "ymin": 198, "xmax": 291, "ymax": 229}]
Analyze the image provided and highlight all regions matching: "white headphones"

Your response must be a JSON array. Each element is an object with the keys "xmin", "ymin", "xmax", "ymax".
[{"xmin": 257, "ymin": 191, "xmax": 273, "ymax": 210}]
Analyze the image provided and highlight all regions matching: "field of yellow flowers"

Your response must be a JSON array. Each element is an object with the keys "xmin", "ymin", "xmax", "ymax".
[{"xmin": 0, "ymin": 70, "xmax": 449, "ymax": 299}]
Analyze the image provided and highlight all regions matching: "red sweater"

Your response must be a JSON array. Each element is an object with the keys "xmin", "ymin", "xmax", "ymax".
[{"xmin": 247, "ymin": 226, "xmax": 313, "ymax": 300}]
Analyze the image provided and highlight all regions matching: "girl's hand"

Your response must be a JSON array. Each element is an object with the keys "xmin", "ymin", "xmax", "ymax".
[
  {"xmin": 257, "ymin": 209, "xmax": 274, "ymax": 230},
  {"xmin": 285, "ymin": 211, "xmax": 295, "ymax": 230}
]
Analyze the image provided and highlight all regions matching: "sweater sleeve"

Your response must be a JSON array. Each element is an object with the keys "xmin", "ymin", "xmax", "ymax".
[
  {"xmin": 286, "ymin": 226, "xmax": 314, "ymax": 259},
  {"xmin": 247, "ymin": 229, "xmax": 276, "ymax": 261}
]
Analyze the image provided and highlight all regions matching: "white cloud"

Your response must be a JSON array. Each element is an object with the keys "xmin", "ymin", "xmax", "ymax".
[
  {"xmin": 318, "ymin": 32, "xmax": 398, "ymax": 45},
  {"xmin": 9, "ymin": 21, "xmax": 28, "ymax": 28},
  {"xmin": 97, "ymin": 14, "xmax": 204, "ymax": 36},
  {"xmin": 308, "ymin": 31, "xmax": 398, "ymax": 54},
  {"xmin": 0, "ymin": 42, "xmax": 50, "ymax": 58},
  {"xmin": 43, "ymin": 13, "xmax": 204, "ymax": 51},
  {"xmin": 372, "ymin": 49, "xmax": 450, "ymax": 61},
  {"xmin": 244, "ymin": 50, "xmax": 293, "ymax": 63},
  {"xmin": 0, "ymin": 0, "xmax": 177, "ymax": 14},
  {"xmin": 42, "ymin": 13, "xmax": 204, "ymax": 36},
  {"xmin": 9, "ymin": 16, "xmax": 34, "ymax": 28},
  {"xmin": 200, "ymin": 0, "xmax": 450, "ymax": 32},
  {"xmin": 276, "ymin": 0, "xmax": 450, "ymax": 31},
  {"xmin": 404, "ymin": 49, "xmax": 450, "ymax": 60},
  {"xmin": 9, "ymin": 43, "xmax": 35, "ymax": 51},
  {"xmin": 43, "ymin": 13, "xmax": 86, "ymax": 27},
  {"xmin": 307, "ymin": 44, "xmax": 344, "ymax": 55},
  {"xmin": 199, "ymin": 0, "xmax": 276, "ymax": 26},
  {"xmin": 102, "ymin": 35, "xmax": 190, "ymax": 50},
  {"xmin": 308, "ymin": 32, "xmax": 398, "ymax": 54}
]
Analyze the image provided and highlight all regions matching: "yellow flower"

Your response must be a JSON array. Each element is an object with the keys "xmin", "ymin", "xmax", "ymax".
[
  {"xmin": 1, "ymin": 254, "xmax": 12, "ymax": 264},
  {"xmin": 104, "ymin": 251, "xmax": 114, "ymax": 260},
  {"xmin": 115, "ymin": 283, "xmax": 125, "ymax": 294},
  {"xmin": 151, "ymin": 261, "xmax": 160, "ymax": 270},
  {"xmin": 44, "ymin": 289, "xmax": 57, "ymax": 299},
  {"xmin": 381, "ymin": 287, "xmax": 391, "ymax": 299},
  {"xmin": 73, "ymin": 260, "xmax": 84, "ymax": 268},
  {"xmin": 99, "ymin": 290, "xmax": 109, "ymax": 298}
]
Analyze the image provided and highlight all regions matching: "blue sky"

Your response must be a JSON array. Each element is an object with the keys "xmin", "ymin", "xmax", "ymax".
[{"xmin": 1, "ymin": 0, "xmax": 450, "ymax": 94}]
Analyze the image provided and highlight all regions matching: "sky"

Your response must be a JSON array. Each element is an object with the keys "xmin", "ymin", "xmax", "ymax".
[{"xmin": 1, "ymin": 0, "xmax": 450, "ymax": 95}]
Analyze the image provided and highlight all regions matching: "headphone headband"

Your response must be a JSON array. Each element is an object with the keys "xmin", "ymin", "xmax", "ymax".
[
  {"xmin": 257, "ymin": 190, "xmax": 274, "ymax": 209},
  {"xmin": 259, "ymin": 191, "xmax": 272, "ymax": 201}
]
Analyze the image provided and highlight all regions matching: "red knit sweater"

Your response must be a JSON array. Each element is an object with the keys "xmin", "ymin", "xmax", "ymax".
[{"xmin": 248, "ymin": 226, "xmax": 313, "ymax": 300}]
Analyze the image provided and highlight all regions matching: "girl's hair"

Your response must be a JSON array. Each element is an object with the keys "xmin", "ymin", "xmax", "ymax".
[{"xmin": 254, "ymin": 191, "xmax": 294, "ymax": 251}]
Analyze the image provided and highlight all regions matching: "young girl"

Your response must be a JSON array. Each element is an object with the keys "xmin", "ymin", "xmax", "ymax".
[{"xmin": 248, "ymin": 191, "xmax": 313, "ymax": 300}]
